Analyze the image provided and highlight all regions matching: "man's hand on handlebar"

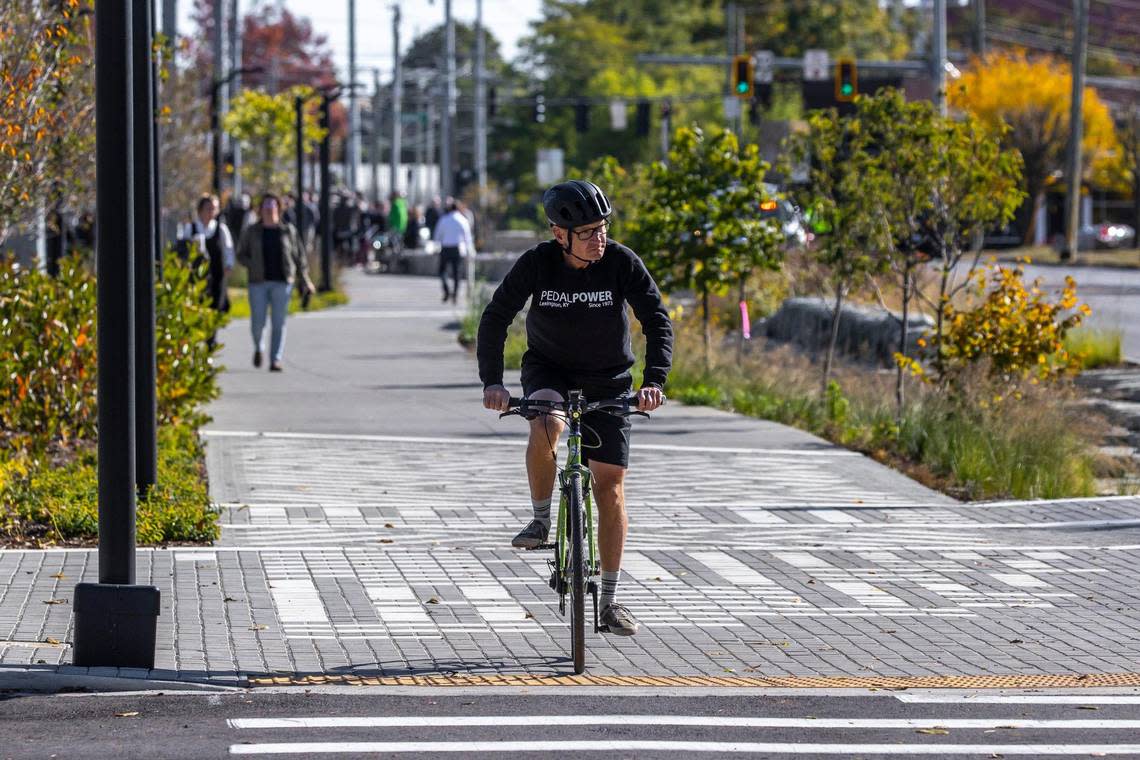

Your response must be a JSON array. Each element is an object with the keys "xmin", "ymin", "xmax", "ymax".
[
  {"xmin": 483, "ymin": 384, "xmax": 511, "ymax": 412},
  {"xmin": 636, "ymin": 386, "xmax": 666, "ymax": 412}
]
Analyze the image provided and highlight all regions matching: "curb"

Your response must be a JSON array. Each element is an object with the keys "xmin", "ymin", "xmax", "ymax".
[{"xmin": 0, "ymin": 669, "xmax": 246, "ymax": 694}]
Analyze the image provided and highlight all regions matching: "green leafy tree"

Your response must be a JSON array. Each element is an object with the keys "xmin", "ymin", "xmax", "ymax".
[
  {"xmin": 223, "ymin": 86, "xmax": 325, "ymax": 196},
  {"xmin": 783, "ymin": 107, "xmax": 894, "ymax": 397},
  {"xmin": 744, "ymin": 0, "xmax": 911, "ymax": 59},
  {"xmin": 634, "ymin": 125, "xmax": 784, "ymax": 366}
]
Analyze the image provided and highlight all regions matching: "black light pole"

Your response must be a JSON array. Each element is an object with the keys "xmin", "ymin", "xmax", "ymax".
[
  {"xmin": 133, "ymin": 0, "xmax": 157, "ymax": 496},
  {"xmin": 73, "ymin": 0, "xmax": 161, "ymax": 670},
  {"xmin": 295, "ymin": 95, "xmax": 304, "ymax": 224},
  {"xmin": 319, "ymin": 93, "xmax": 333, "ymax": 292},
  {"xmin": 151, "ymin": 6, "xmax": 164, "ymax": 275}
]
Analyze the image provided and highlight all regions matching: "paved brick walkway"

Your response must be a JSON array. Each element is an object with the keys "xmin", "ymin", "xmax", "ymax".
[{"xmin": 4, "ymin": 272, "xmax": 1140, "ymax": 687}]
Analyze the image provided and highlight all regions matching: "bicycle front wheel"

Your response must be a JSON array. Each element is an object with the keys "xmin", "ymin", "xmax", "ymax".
[{"xmin": 568, "ymin": 470, "xmax": 587, "ymax": 675}]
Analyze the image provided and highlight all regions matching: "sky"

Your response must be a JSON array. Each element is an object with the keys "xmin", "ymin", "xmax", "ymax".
[{"xmin": 178, "ymin": 0, "xmax": 544, "ymax": 81}]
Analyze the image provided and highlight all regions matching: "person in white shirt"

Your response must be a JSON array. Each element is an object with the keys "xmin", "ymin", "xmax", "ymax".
[{"xmin": 432, "ymin": 200, "xmax": 475, "ymax": 303}]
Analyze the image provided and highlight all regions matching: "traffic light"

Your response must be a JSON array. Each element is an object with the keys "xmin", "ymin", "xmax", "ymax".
[
  {"xmin": 835, "ymin": 58, "xmax": 857, "ymax": 102},
  {"xmin": 732, "ymin": 54, "xmax": 754, "ymax": 99},
  {"xmin": 533, "ymin": 94, "xmax": 546, "ymax": 123},
  {"xmin": 635, "ymin": 100, "xmax": 651, "ymax": 137},
  {"xmin": 575, "ymin": 101, "xmax": 589, "ymax": 133}
]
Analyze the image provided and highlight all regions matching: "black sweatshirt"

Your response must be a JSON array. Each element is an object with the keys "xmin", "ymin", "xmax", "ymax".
[{"xmin": 477, "ymin": 240, "xmax": 674, "ymax": 389}]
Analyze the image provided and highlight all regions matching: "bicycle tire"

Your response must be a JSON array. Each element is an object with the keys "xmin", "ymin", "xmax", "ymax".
[{"xmin": 568, "ymin": 470, "xmax": 587, "ymax": 675}]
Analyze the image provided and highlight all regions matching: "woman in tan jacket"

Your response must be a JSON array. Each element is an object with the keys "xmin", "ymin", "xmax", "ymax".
[{"xmin": 236, "ymin": 193, "xmax": 315, "ymax": 372}]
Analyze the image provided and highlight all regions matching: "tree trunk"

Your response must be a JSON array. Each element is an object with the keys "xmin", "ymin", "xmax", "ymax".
[
  {"xmin": 702, "ymin": 286, "xmax": 711, "ymax": 371},
  {"xmin": 1020, "ymin": 179, "xmax": 1044, "ymax": 246},
  {"xmin": 895, "ymin": 259, "xmax": 912, "ymax": 424},
  {"xmin": 821, "ymin": 283, "xmax": 845, "ymax": 399},
  {"xmin": 736, "ymin": 277, "xmax": 746, "ymax": 365},
  {"xmin": 934, "ymin": 263, "xmax": 951, "ymax": 381}
]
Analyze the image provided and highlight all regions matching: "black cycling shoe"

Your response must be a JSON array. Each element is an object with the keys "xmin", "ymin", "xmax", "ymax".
[
  {"xmin": 511, "ymin": 519, "xmax": 549, "ymax": 549},
  {"xmin": 598, "ymin": 603, "xmax": 639, "ymax": 636}
]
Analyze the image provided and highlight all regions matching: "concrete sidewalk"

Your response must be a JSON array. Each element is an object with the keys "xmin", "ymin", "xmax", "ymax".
[{"xmin": 5, "ymin": 270, "xmax": 1140, "ymax": 691}]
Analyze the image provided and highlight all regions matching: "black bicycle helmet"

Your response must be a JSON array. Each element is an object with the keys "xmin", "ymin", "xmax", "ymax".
[{"xmin": 542, "ymin": 180, "xmax": 612, "ymax": 229}]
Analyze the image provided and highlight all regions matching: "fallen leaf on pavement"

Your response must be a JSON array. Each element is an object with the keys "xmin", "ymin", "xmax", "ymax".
[
  {"xmin": 249, "ymin": 624, "xmax": 268, "ymax": 631},
  {"xmin": 50, "ymin": 573, "xmax": 66, "ymax": 580},
  {"xmin": 1078, "ymin": 705, "xmax": 1100, "ymax": 710},
  {"xmin": 379, "ymin": 538, "xmax": 394, "ymax": 544},
  {"xmin": 43, "ymin": 599, "xmax": 67, "ymax": 605},
  {"xmin": 425, "ymin": 597, "xmax": 440, "ymax": 604},
  {"xmin": 114, "ymin": 712, "xmax": 139, "ymax": 718},
  {"xmin": 916, "ymin": 728, "xmax": 949, "ymax": 735},
  {"xmin": 44, "ymin": 638, "xmax": 60, "ymax": 645},
  {"xmin": 384, "ymin": 523, "xmax": 395, "ymax": 529}
]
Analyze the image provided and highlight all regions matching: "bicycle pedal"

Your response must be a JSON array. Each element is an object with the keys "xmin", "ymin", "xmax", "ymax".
[{"xmin": 529, "ymin": 542, "xmax": 556, "ymax": 551}]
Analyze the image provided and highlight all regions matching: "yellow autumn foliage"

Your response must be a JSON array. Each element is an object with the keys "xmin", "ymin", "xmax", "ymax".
[{"xmin": 950, "ymin": 50, "xmax": 1124, "ymax": 195}]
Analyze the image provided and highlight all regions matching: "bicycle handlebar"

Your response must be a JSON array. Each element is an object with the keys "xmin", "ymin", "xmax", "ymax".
[{"xmin": 499, "ymin": 394, "xmax": 664, "ymax": 420}]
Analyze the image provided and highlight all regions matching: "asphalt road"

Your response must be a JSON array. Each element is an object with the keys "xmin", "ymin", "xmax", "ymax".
[
  {"xmin": 1021, "ymin": 263, "xmax": 1140, "ymax": 362},
  {"xmin": 7, "ymin": 689, "xmax": 1140, "ymax": 759}
]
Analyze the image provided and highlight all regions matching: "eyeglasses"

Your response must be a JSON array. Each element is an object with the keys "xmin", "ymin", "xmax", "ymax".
[{"xmin": 572, "ymin": 223, "xmax": 608, "ymax": 242}]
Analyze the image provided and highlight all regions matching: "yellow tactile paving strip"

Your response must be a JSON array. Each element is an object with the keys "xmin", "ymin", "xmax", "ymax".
[{"xmin": 247, "ymin": 673, "xmax": 1140, "ymax": 689}]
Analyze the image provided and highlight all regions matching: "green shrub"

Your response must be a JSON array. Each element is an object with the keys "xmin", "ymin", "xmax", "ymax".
[
  {"xmin": 3, "ymin": 425, "xmax": 220, "ymax": 544},
  {"xmin": 156, "ymin": 254, "xmax": 226, "ymax": 428},
  {"xmin": 0, "ymin": 257, "xmax": 98, "ymax": 450},
  {"xmin": 665, "ymin": 323, "xmax": 1098, "ymax": 501},
  {"xmin": 227, "ymin": 286, "xmax": 348, "ymax": 319},
  {"xmin": 1064, "ymin": 327, "xmax": 1123, "ymax": 370},
  {"xmin": 1, "ymin": 250, "xmax": 225, "ymax": 544}
]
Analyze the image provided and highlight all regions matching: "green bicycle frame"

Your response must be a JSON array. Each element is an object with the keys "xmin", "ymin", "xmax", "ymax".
[{"xmin": 554, "ymin": 405, "xmax": 599, "ymax": 609}]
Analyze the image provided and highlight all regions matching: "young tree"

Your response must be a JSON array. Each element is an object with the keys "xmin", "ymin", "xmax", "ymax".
[
  {"xmin": 950, "ymin": 51, "xmax": 1119, "ymax": 244},
  {"xmin": 635, "ymin": 126, "xmax": 785, "ymax": 367},
  {"xmin": 783, "ymin": 108, "xmax": 894, "ymax": 397},
  {"xmin": 0, "ymin": 1, "xmax": 92, "ymax": 245},
  {"xmin": 222, "ymin": 87, "xmax": 325, "ymax": 196}
]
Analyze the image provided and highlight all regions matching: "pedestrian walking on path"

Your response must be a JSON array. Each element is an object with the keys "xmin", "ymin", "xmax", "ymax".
[
  {"xmin": 186, "ymin": 193, "xmax": 234, "ymax": 323},
  {"xmin": 236, "ymin": 193, "xmax": 314, "ymax": 372},
  {"xmin": 433, "ymin": 200, "xmax": 476, "ymax": 303},
  {"xmin": 477, "ymin": 180, "xmax": 674, "ymax": 636}
]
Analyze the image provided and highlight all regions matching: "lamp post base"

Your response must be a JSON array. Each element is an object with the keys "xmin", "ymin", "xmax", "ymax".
[{"xmin": 72, "ymin": 583, "xmax": 161, "ymax": 668}]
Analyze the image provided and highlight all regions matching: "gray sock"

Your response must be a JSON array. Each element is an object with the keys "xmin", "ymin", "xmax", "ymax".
[
  {"xmin": 599, "ymin": 569, "xmax": 621, "ymax": 610},
  {"xmin": 531, "ymin": 498, "xmax": 551, "ymax": 530}
]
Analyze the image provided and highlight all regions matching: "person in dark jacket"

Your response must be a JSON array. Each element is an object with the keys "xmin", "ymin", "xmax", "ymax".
[
  {"xmin": 477, "ymin": 180, "xmax": 673, "ymax": 637},
  {"xmin": 187, "ymin": 194, "xmax": 234, "ymax": 348},
  {"xmin": 236, "ymin": 193, "xmax": 314, "ymax": 372}
]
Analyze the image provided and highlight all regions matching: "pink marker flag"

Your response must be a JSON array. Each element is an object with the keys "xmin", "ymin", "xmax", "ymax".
[{"xmin": 739, "ymin": 300, "xmax": 751, "ymax": 340}]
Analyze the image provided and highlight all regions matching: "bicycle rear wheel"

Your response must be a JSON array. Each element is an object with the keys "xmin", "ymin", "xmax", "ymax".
[{"xmin": 568, "ymin": 471, "xmax": 587, "ymax": 675}]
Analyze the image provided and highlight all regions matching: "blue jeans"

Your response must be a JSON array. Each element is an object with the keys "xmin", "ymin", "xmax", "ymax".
[{"xmin": 248, "ymin": 281, "xmax": 292, "ymax": 363}]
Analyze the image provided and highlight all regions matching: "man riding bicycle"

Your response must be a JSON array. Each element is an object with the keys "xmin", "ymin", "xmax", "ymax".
[{"xmin": 478, "ymin": 180, "xmax": 673, "ymax": 636}]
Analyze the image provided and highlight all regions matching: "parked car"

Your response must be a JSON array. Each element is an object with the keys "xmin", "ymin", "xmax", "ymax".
[
  {"xmin": 1051, "ymin": 223, "xmax": 1136, "ymax": 253},
  {"xmin": 759, "ymin": 184, "xmax": 810, "ymax": 248}
]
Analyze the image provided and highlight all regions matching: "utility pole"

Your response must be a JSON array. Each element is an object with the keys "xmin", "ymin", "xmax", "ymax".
[
  {"xmin": 295, "ymin": 95, "xmax": 305, "ymax": 226},
  {"xmin": 391, "ymin": 4, "xmax": 402, "ymax": 200},
  {"xmin": 132, "ymin": 0, "xmax": 157, "ymax": 497},
  {"xmin": 347, "ymin": 0, "xmax": 359, "ymax": 193},
  {"xmin": 74, "ymin": 0, "xmax": 160, "ymax": 670},
  {"xmin": 441, "ymin": 0, "xmax": 455, "ymax": 198},
  {"xmin": 229, "ymin": 0, "xmax": 242, "ymax": 198},
  {"xmin": 319, "ymin": 94, "xmax": 333, "ymax": 291},
  {"xmin": 427, "ymin": 96, "xmax": 436, "ymax": 199},
  {"xmin": 211, "ymin": 0, "xmax": 226, "ymax": 196},
  {"xmin": 975, "ymin": 0, "xmax": 986, "ymax": 57},
  {"xmin": 474, "ymin": 0, "xmax": 487, "ymax": 202},
  {"xmin": 933, "ymin": 0, "xmax": 948, "ymax": 115},
  {"xmin": 372, "ymin": 68, "xmax": 381, "ymax": 202},
  {"xmin": 162, "ymin": 0, "xmax": 177, "ymax": 42},
  {"xmin": 1064, "ymin": 0, "xmax": 1090, "ymax": 261}
]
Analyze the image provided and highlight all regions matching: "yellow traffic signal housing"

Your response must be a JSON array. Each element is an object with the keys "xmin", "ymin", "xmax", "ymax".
[
  {"xmin": 732, "ymin": 54, "xmax": 754, "ymax": 99},
  {"xmin": 835, "ymin": 58, "xmax": 858, "ymax": 102}
]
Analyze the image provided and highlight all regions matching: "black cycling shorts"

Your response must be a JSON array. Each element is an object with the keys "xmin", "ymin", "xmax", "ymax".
[{"xmin": 520, "ymin": 358, "xmax": 633, "ymax": 468}]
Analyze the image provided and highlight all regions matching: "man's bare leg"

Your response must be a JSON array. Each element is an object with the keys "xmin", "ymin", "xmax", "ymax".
[
  {"xmin": 511, "ymin": 388, "xmax": 564, "ymax": 549},
  {"xmin": 589, "ymin": 459, "xmax": 638, "ymax": 634}
]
